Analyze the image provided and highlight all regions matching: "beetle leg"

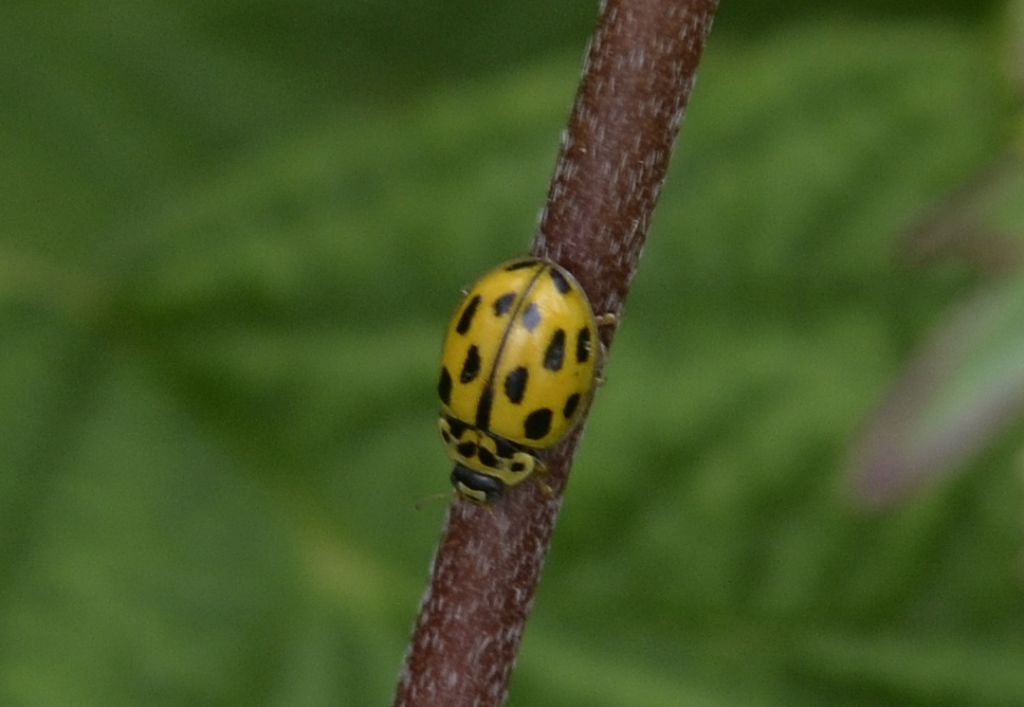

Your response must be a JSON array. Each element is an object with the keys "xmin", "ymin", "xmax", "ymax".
[
  {"xmin": 588, "ymin": 313, "xmax": 617, "ymax": 386},
  {"xmin": 533, "ymin": 459, "xmax": 553, "ymax": 498}
]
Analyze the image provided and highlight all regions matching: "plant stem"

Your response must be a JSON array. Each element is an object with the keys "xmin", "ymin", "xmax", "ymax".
[{"xmin": 393, "ymin": 1, "xmax": 718, "ymax": 705}]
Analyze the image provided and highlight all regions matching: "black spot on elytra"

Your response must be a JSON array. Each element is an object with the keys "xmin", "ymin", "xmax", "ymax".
[
  {"xmin": 456, "ymin": 441, "xmax": 477, "ymax": 457},
  {"xmin": 438, "ymin": 367, "xmax": 453, "ymax": 405},
  {"xmin": 504, "ymin": 259, "xmax": 537, "ymax": 271},
  {"xmin": 475, "ymin": 387, "xmax": 493, "ymax": 430},
  {"xmin": 504, "ymin": 367, "xmax": 528, "ymax": 404},
  {"xmin": 456, "ymin": 295, "xmax": 481, "ymax": 335},
  {"xmin": 544, "ymin": 329, "xmax": 566, "ymax": 371},
  {"xmin": 493, "ymin": 292, "xmax": 515, "ymax": 316},
  {"xmin": 441, "ymin": 429, "xmax": 451, "ymax": 444},
  {"xmin": 563, "ymin": 393, "xmax": 581, "ymax": 419},
  {"xmin": 522, "ymin": 303, "xmax": 541, "ymax": 331},
  {"xmin": 576, "ymin": 327, "xmax": 591, "ymax": 363},
  {"xmin": 524, "ymin": 408, "xmax": 553, "ymax": 440},
  {"xmin": 549, "ymin": 268, "xmax": 570, "ymax": 294},
  {"xmin": 510, "ymin": 461, "xmax": 526, "ymax": 473},
  {"xmin": 460, "ymin": 345, "xmax": 481, "ymax": 383}
]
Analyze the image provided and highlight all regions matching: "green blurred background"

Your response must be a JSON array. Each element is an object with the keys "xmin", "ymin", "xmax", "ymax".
[{"xmin": 3, "ymin": 1, "xmax": 1024, "ymax": 705}]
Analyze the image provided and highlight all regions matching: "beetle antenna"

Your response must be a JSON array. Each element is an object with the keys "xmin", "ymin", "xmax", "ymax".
[{"xmin": 414, "ymin": 491, "xmax": 452, "ymax": 511}]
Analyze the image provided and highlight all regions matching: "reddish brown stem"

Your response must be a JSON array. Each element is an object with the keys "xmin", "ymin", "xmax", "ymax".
[{"xmin": 393, "ymin": 1, "xmax": 718, "ymax": 705}]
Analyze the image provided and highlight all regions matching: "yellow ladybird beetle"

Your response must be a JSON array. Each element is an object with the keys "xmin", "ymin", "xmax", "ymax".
[{"xmin": 438, "ymin": 257, "xmax": 601, "ymax": 504}]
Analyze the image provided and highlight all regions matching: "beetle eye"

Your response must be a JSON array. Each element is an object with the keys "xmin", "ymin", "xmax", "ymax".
[{"xmin": 451, "ymin": 464, "xmax": 504, "ymax": 504}]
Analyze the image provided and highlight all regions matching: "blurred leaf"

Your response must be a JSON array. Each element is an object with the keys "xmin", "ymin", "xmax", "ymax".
[
  {"xmin": 794, "ymin": 629, "xmax": 1024, "ymax": 706},
  {"xmin": 1, "ymin": 7, "xmax": 1022, "ymax": 707},
  {"xmin": 900, "ymin": 154, "xmax": 1024, "ymax": 274}
]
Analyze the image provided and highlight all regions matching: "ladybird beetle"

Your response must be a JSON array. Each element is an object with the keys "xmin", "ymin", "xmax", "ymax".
[{"xmin": 437, "ymin": 257, "xmax": 601, "ymax": 504}]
